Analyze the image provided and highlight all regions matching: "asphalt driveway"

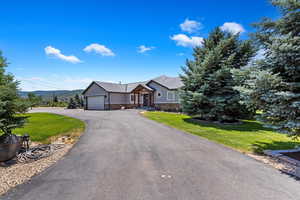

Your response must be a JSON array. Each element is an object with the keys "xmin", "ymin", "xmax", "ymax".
[{"xmin": 2, "ymin": 108, "xmax": 300, "ymax": 200}]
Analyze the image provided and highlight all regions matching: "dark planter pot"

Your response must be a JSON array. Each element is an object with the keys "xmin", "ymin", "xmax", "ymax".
[{"xmin": 0, "ymin": 135, "xmax": 22, "ymax": 162}]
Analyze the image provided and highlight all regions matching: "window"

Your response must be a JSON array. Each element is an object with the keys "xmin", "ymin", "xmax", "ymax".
[
  {"xmin": 167, "ymin": 91, "xmax": 175, "ymax": 100},
  {"xmin": 130, "ymin": 94, "xmax": 135, "ymax": 102}
]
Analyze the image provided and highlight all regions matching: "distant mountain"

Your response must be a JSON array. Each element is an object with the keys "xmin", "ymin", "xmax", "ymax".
[{"xmin": 19, "ymin": 89, "xmax": 84, "ymax": 100}]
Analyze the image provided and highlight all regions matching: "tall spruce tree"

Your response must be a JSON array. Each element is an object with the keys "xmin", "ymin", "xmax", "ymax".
[
  {"xmin": 251, "ymin": 0, "xmax": 300, "ymax": 137},
  {"xmin": 74, "ymin": 94, "xmax": 81, "ymax": 108},
  {"xmin": 180, "ymin": 28, "xmax": 255, "ymax": 122},
  {"xmin": 0, "ymin": 51, "xmax": 28, "ymax": 135},
  {"xmin": 67, "ymin": 98, "xmax": 77, "ymax": 109}
]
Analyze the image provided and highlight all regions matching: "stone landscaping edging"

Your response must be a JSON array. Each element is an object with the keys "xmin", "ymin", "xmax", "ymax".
[{"xmin": 264, "ymin": 148, "xmax": 300, "ymax": 178}]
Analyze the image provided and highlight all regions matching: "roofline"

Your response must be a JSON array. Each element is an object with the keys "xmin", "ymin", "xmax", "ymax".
[
  {"xmin": 130, "ymin": 84, "xmax": 154, "ymax": 93},
  {"xmin": 146, "ymin": 80, "xmax": 171, "ymax": 90},
  {"xmin": 82, "ymin": 81, "xmax": 109, "ymax": 95},
  {"xmin": 83, "ymin": 77, "xmax": 182, "ymax": 94}
]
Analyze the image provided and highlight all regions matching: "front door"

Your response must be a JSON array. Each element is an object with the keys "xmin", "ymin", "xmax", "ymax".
[{"xmin": 143, "ymin": 94, "xmax": 149, "ymax": 106}]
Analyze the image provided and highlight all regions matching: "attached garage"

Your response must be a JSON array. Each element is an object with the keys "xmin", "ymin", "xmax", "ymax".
[{"xmin": 87, "ymin": 96, "xmax": 105, "ymax": 110}]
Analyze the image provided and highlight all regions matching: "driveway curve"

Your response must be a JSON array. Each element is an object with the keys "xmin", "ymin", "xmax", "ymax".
[{"xmin": 2, "ymin": 108, "xmax": 300, "ymax": 200}]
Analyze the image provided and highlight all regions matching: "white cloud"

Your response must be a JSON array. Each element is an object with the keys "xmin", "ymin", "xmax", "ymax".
[
  {"xmin": 220, "ymin": 22, "xmax": 245, "ymax": 34},
  {"xmin": 18, "ymin": 75, "xmax": 97, "ymax": 91},
  {"xmin": 170, "ymin": 34, "xmax": 204, "ymax": 47},
  {"xmin": 137, "ymin": 45, "xmax": 155, "ymax": 53},
  {"xmin": 180, "ymin": 18, "xmax": 202, "ymax": 33},
  {"xmin": 64, "ymin": 77, "xmax": 94, "ymax": 84},
  {"xmin": 45, "ymin": 46, "xmax": 81, "ymax": 63},
  {"xmin": 18, "ymin": 77, "xmax": 44, "ymax": 81},
  {"xmin": 83, "ymin": 43, "xmax": 115, "ymax": 56},
  {"xmin": 176, "ymin": 53, "xmax": 185, "ymax": 56}
]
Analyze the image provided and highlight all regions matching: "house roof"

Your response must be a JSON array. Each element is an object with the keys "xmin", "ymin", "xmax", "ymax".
[
  {"xmin": 88, "ymin": 75, "xmax": 183, "ymax": 93},
  {"xmin": 151, "ymin": 75, "xmax": 184, "ymax": 89},
  {"xmin": 94, "ymin": 81, "xmax": 127, "ymax": 93}
]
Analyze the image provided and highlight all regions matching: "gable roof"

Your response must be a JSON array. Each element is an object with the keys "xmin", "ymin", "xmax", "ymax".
[
  {"xmin": 151, "ymin": 75, "xmax": 184, "ymax": 89},
  {"xmin": 94, "ymin": 81, "xmax": 127, "ymax": 93},
  {"xmin": 83, "ymin": 75, "xmax": 183, "ymax": 94}
]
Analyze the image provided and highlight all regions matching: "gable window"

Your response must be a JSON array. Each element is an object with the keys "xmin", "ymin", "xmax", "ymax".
[{"xmin": 167, "ymin": 91, "xmax": 175, "ymax": 100}]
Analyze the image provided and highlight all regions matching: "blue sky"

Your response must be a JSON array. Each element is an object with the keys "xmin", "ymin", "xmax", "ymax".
[{"xmin": 0, "ymin": 0, "xmax": 278, "ymax": 91}]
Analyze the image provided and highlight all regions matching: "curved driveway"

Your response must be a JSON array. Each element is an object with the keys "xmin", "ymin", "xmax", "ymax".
[{"xmin": 3, "ymin": 108, "xmax": 300, "ymax": 200}]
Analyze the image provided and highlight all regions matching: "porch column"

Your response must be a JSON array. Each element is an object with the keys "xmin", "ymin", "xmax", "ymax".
[
  {"xmin": 138, "ymin": 92, "xmax": 140, "ymax": 107},
  {"xmin": 151, "ymin": 92, "xmax": 154, "ymax": 107},
  {"xmin": 134, "ymin": 93, "xmax": 136, "ymax": 105}
]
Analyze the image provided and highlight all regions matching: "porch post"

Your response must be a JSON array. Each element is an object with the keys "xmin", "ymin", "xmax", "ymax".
[
  {"xmin": 151, "ymin": 92, "xmax": 154, "ymax": 107},
  {"xmin": 138, "ymin": 92, "xmax": 140, "ymax": 107}
]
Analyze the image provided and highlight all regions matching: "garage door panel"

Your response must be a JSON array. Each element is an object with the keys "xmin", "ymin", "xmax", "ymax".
[{"xmin": 87, "ymin": 96, "xmax": 105, "ymax": 110}]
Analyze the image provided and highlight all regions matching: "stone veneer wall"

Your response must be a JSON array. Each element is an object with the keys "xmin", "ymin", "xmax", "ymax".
[
  {"xmin": 107, "ymin": 103, "xmax": 181, "ymax": 111},
  {"xmin": 109, "ymin": 104, "xmax": 138, "ymax": 110}
]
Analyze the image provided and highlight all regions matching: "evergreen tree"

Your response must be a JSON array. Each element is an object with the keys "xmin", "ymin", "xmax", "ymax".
[
  {"xmin": 180, "ymin": 28, "xmax": 255, "ymax": 122},
  {"xmin": 67, "ymin": 98, "xmax": 77, "ymax": 109},
  {"xmin": 27, "ymin": 93, "xmax": 42, "ymax": 108},
  {"xmin": 0, "ymin": 51, "xmax": 28, "ymax": 135},
  {"xmin": 53, "ymin": 95, "xmax": 58, "ymax": 103},
  {"xmin": 80, "ymin": 96, "xmax": 84, "ymax": 107},
  {"xmin": 250, "ymin": 0, "xmax": 300, "ymax": 137},
  {"xmin": 74, "ymin": 94, "xmax": 81, "ymax": 108}
]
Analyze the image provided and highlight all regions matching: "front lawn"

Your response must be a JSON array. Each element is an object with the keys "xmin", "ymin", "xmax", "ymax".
[
  {"xmin": 143, "ymin": 111, "xmax": 300, "ymax": 153},
  {"xmin": 12, "ymin": 113, "xmax": 85, "ymax": 143}
]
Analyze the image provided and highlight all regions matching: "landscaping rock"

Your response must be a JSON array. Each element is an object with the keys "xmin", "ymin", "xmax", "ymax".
[{"xmin": 0, "ymin": 142, "xmax": 73, "ymax": 196}]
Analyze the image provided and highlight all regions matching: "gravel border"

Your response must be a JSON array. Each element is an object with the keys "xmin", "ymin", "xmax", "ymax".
[
  {"xmin": 0, "ymin": 140, "xmax": 74, "ymax": 196},
  {"xmin": 248, "ymin": 153, "xmax": 299, "ymax": 178}
]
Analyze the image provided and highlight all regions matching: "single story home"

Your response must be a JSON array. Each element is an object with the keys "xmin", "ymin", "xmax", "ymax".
[{"xmin": 82, "ymin": 75, "xmax": 183, "ymax": 111}]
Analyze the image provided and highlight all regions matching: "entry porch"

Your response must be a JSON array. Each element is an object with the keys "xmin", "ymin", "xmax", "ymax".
[{"xmin": 131, "ymin": 84, "xmax": 154, "ymax": 108}]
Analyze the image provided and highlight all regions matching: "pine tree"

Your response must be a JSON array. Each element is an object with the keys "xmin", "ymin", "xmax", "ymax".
[
  {"xmin": 53, "ymin": 95, "xmax": 58, "ymax": 103},
  {"xmin": 251, "ymin": 0, "xmax": 300, "ymax": 137},
  {"xmin": 180, "ymin": 28, "xmax": 255, "ymax": 122},
  {"xmin": 0, "ymin": 51, "xmax": 28, "ymax": 135},
  {"xmin": 27, "ymin": 93, "xmax": 42, "ymax": 108},
  {"xmin": 67, "ymin": 98, "xmax": 77, "ymax": 109},
  {"xmin": 74, "ymin": 94, "xmax": 81, "ymax": 108}
]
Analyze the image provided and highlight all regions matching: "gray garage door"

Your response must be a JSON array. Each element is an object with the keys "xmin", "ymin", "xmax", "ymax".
[{"xmin": 87, "ymin": 96, "xmax": 105, "ymax": 110}]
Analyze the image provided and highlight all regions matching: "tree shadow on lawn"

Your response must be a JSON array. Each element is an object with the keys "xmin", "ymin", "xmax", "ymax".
[
  {"xmin": 183, "ymin": 118, "xmax": 273, "ymax": 132},
  {"xmin": 252, "ymin": 141, "xmax": 300, "ymax": 154}
]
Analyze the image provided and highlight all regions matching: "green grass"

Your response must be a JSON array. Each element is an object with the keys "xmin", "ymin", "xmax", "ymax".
[
  {"xmin": 12, "ymin": 113, "xmax": 85, "ymax": 143},
  {"xmin": 143, "ymin": 111, "xmax": 300, "ymax": 154}
]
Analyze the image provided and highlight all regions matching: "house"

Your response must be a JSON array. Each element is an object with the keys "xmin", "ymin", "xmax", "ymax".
[{"xmin": 82, "ymin": 75, "xmax": 184, "ymax": 111}]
